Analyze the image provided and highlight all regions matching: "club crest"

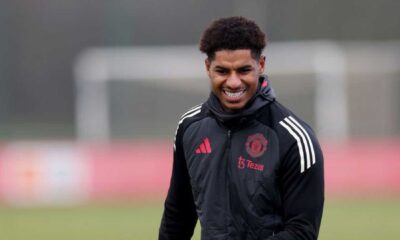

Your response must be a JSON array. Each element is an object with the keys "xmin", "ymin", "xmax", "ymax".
[{"xmin": 246, "ymin": 133, "xmax": 268, "ymax": 158}]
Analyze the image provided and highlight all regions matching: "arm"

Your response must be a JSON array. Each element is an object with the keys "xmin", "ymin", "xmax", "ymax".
[
  {"xmin": 268, "ymin": 130, "xmax": 324, "ymax": 240},
  {"xmin": 159, "ymin": 125, "xmax": 198, "ymax": 240}
]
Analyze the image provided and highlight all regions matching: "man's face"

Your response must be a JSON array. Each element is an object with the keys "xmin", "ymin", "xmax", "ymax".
[{"xmin": 206, "ymin": 49, "xmax": 265, "ymax": 111}]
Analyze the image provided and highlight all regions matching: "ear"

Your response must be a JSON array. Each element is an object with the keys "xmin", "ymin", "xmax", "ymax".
[
  {"xmin": 205, "ymin": 58, "xmax": 212, "ymax": 77},
  {"xmin": 258, "ymin": 55, "xmax": 266, "ymax": 74}
]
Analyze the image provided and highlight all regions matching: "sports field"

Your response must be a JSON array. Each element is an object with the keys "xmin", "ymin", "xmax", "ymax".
[{"xmin": 0, "ymin": 199, "xmax": 399, "ymax": 240}]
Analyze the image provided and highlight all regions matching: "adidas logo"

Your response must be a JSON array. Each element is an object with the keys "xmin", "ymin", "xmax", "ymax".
[{"xmin": 195, "ymin": 137, "xmax": 212, "ymax": 154}]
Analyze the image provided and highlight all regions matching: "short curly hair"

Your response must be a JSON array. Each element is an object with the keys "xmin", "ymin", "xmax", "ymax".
[{"xmin": 199, "ymin": 16, "xmax": 267, "ymax": 60}]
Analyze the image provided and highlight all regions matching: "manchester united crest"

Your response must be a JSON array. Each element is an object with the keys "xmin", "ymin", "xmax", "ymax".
[{"xmin": 246, "ymin": 133, "xmax": 268, "ymax": 158}]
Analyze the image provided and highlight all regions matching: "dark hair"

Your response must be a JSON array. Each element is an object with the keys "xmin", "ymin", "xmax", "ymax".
[{"xmin": 199, "ymin": 16, "xmax": 267, "ymax": 60}]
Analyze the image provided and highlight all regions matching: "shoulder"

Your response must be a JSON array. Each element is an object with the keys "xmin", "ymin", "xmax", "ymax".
[
  {"xmin": 258, "ymin": 101, "xmax": 316, "ymax": 137},
  {"xmin": 259, "ymin": 101, "xmax": 322, "ymax": 173},
  {"xmin": 270, "ymin": 101, "xmax": 317, "ymax": 143},
  {"xmin": 173, "ymin": 103, "xmax": 207, "ymax": 149},
  {"xmin": 176, "ymin": 103, "xmax": 206, "ymax": 129}
]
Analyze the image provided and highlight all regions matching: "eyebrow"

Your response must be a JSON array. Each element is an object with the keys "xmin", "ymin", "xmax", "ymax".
[
  {"xmin": 214, "ymin": 66, "xmax": 227, "ymax": 70},
  {"xmin": 213, "ymin": 65, "xmax": 253, "ymax": 70},
  {"xmin": 238, "ymin": 65, "xmax": 253, "ymax": 70}
]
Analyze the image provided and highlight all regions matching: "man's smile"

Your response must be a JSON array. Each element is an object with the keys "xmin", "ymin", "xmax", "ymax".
[{"xmin": 222, "ymin": 88, "xmax": 247, "ymax": 100}]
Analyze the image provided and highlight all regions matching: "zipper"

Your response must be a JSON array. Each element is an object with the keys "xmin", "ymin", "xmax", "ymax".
[
  {"xmin": 226, "ymin": 129, "xmax": 232, "ymax": 175},
  {"xmin": 227, "ymin": 130, "xmax": 232, "ymax": 148},
  {"xmin": 225, "ymin": 129, "xmax": 232, "ymax": 232},
  {"xmin": 226, "ymin": 130, "xmax": 232, "ymax": 169}
]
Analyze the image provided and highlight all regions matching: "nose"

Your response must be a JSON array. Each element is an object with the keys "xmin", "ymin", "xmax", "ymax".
[{"xmin": 225, "ymin": 72, "xmax": 242, "ymax": 89}]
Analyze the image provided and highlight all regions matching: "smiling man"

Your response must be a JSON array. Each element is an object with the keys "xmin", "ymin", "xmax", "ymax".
[
  {"xmin": 159, "ymin": 17, "xmax": 324, "ymax": 240},
  {"xmin": 206, "ymin": 49, "xmax": 263, "ymax": 111}
]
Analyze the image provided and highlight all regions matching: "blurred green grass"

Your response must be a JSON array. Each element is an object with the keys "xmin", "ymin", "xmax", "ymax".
[{"xmin": 0, "ymin": 199, "xmax": 399, "ymax": 240}]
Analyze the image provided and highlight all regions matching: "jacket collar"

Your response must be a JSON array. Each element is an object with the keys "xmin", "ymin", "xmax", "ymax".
[{"xmin": 204, "ymin": 75, "xmax": 276, "ymax": 124}]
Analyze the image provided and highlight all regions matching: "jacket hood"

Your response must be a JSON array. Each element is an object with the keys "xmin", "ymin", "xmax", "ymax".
[{"xmin": 204, "ymin": 75, "xmax": 276, "ymax": 123}]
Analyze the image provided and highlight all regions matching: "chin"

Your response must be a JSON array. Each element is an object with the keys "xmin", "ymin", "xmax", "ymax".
[{"xmin": 223, "ymin": 102, "xmax": 246, "ymax": 111}]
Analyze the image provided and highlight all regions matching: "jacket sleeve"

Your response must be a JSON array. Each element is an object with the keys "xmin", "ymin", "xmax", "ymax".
[
  {"xmin": 268, "ymin": 128, "xmax": 324, "ymax": 240},
  {"xmin": 159, "ymin": 124, "xmax": 198, "ymax": 240}
]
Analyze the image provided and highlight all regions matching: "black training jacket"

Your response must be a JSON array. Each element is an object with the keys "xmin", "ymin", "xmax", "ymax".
[{"xmin": 159, "ymin": 76, "xmax": 324, "ymax": 240}]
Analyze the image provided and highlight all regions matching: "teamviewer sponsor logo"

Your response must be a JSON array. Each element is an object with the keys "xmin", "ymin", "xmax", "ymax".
[{"xmin": 238, "ymin": 155, "xmax": 264, "ymax": 172}]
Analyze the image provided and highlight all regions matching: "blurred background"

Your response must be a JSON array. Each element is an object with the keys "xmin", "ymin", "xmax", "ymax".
[{"xmin": 0, "ymin": 0, "xmax": 400, "ymax": 239}]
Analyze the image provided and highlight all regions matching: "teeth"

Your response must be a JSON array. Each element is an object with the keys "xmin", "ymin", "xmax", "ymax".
[{"xmin": 224, "ymin": 89, "xmax": 245, "ymax": 97}]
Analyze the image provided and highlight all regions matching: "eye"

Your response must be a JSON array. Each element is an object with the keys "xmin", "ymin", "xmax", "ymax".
[
  {"xmin": 238, "ymin": 68, "xmax": 251, "ymax": 74},
  {"xmin": 215, "ymin": 69, "xmax": 228, "ymax": 75}
]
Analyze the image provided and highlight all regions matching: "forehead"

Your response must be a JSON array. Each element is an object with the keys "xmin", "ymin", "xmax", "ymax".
[{"xmin": 211, "ymin": 49, "xmax": 256, "ymax": 67}]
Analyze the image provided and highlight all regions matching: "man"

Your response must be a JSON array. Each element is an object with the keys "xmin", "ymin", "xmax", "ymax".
[{"xmin": 159, "ymin": 16, "xmax": 324, "ymax": 240}]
